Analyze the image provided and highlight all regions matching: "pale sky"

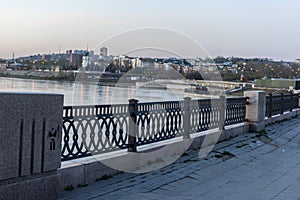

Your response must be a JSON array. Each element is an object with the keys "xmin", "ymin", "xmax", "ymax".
[{"xmin": 0, "ymin": 0, "xmax": 300, "ymax": 60}]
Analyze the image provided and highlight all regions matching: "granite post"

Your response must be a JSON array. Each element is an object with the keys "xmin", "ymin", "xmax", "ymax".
[
  {"xmin": 244, "ymin": 91, "xmax": 266, "ymax": 132},
  {"xmin": 0, "ymin": 92, "xmax": 63, "ymax": 200}
]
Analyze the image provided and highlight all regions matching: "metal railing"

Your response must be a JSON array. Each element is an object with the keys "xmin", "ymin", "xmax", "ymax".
[
  {"xmin": 62, "ymin": 97, "xmax": 247, "ymax": 161},
  {"xmin": 265, "ymin": 93, "xmax": 299, "ymax": 118},
  {"xmin": 62, "ymin": 104, "xmax": 129, "ymax": 160}
]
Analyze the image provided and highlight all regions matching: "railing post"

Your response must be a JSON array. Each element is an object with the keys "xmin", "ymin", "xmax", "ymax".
[
  {"xmin": 244, "ymin": 91, "xmax": 266, "ymax": 132},
  {"xmin": 280, "ymin": 93, "xmax": 284, "ymax": 115},
  {"xmin": 219, "ymin": 96, "xmax": 225, "ymax": 130},
  {"xmin": 290, "ymin": 92, "xmax": 293, "ymax": 112},
  {"xmin": 268, "ymin": 94, "xmax": 273, "ymax": 118},
  {"xmin": 183, "ymin": 97, "xmax": 191, "ymax": 139},
  {"xmin": 128, "ymin": 99, "xmax": 138, "ymax": 152}
]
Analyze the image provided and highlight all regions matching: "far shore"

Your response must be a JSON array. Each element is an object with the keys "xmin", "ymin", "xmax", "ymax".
[{"xmin": 0, "ymin": 69, "xmax": 76, "ymax": 81}]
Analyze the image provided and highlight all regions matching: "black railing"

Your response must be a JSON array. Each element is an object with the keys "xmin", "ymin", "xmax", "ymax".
[
  {"xmin": 190, "ymin": 98, "xmax": 222, "ymax": 133},
  {"xmin": 62, "ymin": 97, "xmax": 247, "ymax": 161},
  {"xmin": 265, "ymin": 93, "xmax": 299, "ymax": 118},
  {"xmin": 136, "ymin": 101, "xmax": 184, "ymax": 146},
  {"xmin": 226, "ymin": 97, "xmax": 247, "ymax": 125},
  {"xmin": 62, "ymin": 104, "xmax": 129, "ymax": 160}
]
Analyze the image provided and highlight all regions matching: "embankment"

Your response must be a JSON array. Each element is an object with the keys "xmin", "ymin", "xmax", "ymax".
[{"xmin": 0, "ymin": 70, "xmax": 75, "ymax": 81}]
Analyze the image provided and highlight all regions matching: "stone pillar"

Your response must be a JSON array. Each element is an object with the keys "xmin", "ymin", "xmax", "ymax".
[
  {"xmin": 244, "ymin": 91, "xmax": 266, "ymax": 132},
  {"xmin": 128, "ymin": 99, "xmax": 138, "ymax": 152},
  {"xmin": 183, "ymin": 97, "xmax": 191, "ymax": 139},
  {"xmin": 0, "ymin": 92, "xmax": 63, "ymax": 200}
]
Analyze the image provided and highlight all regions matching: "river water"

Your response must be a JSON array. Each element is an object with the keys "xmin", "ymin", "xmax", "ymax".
[{"xmin": 0, "ymin": 77, "xmax": 191, "ymax": 106}]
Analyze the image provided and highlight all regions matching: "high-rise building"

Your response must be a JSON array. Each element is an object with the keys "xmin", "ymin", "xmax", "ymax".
[
  {"xmin": 100, "ymin": 47, "xmax": 108, "ymax": 58},
  {"xmin": 70, "ymin": 53, "xmax": 83, "ymax": 68},
  {"xmin": 82, "ymin": 55, "xmax": 90, "ymax": 68}
]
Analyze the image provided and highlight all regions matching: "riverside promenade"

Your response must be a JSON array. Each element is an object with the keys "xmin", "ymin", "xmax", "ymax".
[{"xmin": 59, "ymin": 116, "xmax": 300, "ymax": 200}]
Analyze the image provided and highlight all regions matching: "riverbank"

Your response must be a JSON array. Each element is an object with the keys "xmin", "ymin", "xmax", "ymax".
[
  {"xmin": 0, "ymin": 70, "xmax": 134, "ymax": 86},
  {"xmin": 0, "ymin": 70, "xmax": 76, "ymax": 81}
]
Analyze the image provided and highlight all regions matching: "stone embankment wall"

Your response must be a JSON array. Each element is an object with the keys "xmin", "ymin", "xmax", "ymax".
[{"xmin": 0, "ymin": 70, "xmax": 75, "ymax": 80}]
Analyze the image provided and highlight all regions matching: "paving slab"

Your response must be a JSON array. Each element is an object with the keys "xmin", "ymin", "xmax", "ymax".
[{"xmin": 59, "ymin": 116, "xmax": 300, "ymax": 200}]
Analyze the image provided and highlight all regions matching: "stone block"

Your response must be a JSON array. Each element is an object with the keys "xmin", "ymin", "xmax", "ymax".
[
  {"xmin": 0, "ymin": 172, "xmax": 59, "ymax": 200},
  {"xmin": 225, "ymin": 125, "xmax": 247, "ymax": 138},
  {"xmin": 59, "ymin": 163, "xmax": 84, "ymax": 191},
  {"xmin": 244, "ymin": 91, "xmax": 266, "ymax": 132},
  {"xmin": 245, "ymin": 91, "xmax": 266, "ymax": 122},
  {"xmin": 190, "ymin": 135, "xmax": 204, "ymax": 150},
  {"xmin": 0, "ymin": 92, "xmax": 63, "ymax": 179},
  {"xmin": 83, "ymin": 160, "xmax": 118, "ymax": 183},
  {"xmin": 248, "ymin": 121, "xmax": 265, "ymax": 133}
]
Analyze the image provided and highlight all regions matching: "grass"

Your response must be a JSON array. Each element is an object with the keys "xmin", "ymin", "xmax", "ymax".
[{"xmin": 95, "ymin": 174, "xmax": 113, "ymax": 182}]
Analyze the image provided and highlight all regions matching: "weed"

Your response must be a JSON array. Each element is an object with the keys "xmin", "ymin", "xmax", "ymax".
[
  {"xmin": 222, "ymin": 151, "xmax": 235, "ymax": 156},
  {"xmin": 182, "ymin": 152, "xmax": 189, "ymax": 157},
  {"xmin": 236, "ymin": 144, "xmax": 248, "ymax": 148},
  {"xmin": 64, "ymin": 185, "xmax": 74, "ymax": 191},
  {"xmin": 214, "ymin": 154, "xmax": 223, "ymax": 158},
  {"xmin": 259, "ymin": 130, "xmax": 266, "ymax": 134},
  {"xmin": 95, "ymin": 174, "xmax": 113, "ymax": 182},
  {"xmin": 77, "ymin": 183, "xmax": 88, "ymax": 188}
]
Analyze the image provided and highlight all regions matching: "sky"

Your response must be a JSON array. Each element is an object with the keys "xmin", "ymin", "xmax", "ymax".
[{"xmin": 0, "ymin": 0, "xmax": 300, "ymax": 60}]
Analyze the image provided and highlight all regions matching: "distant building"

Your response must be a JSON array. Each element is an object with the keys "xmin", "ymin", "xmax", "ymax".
[
  {"xmin": 100, "ymin": 47, "xmax": 108, "ymax": 59},
  {"xmin": 9, "ymin": 62, "xmax": 23, "ymax": 70},
  {"xmin": 66, "ymin": 50, "xmax": 72, "ymax": 55},
  {"xmin": 82, "ymin": 55, "xmax": 90, "ymax": 68},
  {"xmin": 0, "ymin": 63, "xmax": 7, "ymax": 70},
  {"xmin": 70, "ymin": 53, "xmax": 83, "ymax": 68},
  {"xmin": 89, "ymin": 50, "xmax": 94, "ymax": 56},
  {"xmin": 74, "ymin": 50, "xmax": 88, "ymax": 56},
  {"xmin": 131, "ymin": 58, "xmax": 142, "ymax": 68},
  {"xmin": 42, "ymin": 54, "xmax": 51, "ymax": 61}
]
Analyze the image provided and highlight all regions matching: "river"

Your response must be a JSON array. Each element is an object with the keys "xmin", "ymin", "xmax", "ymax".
[{"xmin": 0, "ymin": 77, "xmax": 191, "ymax": 106}]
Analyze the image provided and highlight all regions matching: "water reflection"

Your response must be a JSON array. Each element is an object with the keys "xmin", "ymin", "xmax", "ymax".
[
  {"xmin": 0, "ymin": 77, "xmax": 187, "ymax": 106},
  {"xmin": 31, "ymin": 81, "xmax": 35, "ymax": 92}
]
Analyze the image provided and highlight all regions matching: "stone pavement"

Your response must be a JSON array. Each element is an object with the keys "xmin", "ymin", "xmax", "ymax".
[{"xmin": 59, "ymin": 116, "xmax": 300, "ymax": 200}]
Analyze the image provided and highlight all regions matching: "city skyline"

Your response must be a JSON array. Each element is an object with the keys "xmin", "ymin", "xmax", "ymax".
[{"xmin": 1, "ymin": 0, "xmax": 300, "ymax": 61}]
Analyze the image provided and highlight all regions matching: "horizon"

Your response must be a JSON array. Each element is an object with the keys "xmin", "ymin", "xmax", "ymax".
[
  {"xmin": 1, "ymin": 0, "xmax": 300, "ymax": 61},
  {"xmin": 1, "ymin": 49, "xmax": 296, "ymax": 62}
]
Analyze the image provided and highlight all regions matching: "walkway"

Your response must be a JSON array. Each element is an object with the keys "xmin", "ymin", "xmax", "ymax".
[{"xmin": 59, "ymin": 116, "xmax": 300, "ymax": 200}]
